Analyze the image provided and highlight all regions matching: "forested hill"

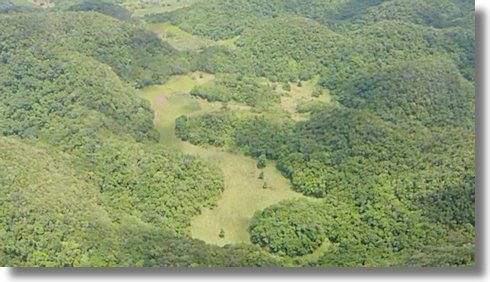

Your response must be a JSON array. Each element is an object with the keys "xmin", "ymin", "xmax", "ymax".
[
  {"xmin": 1, "ymin": 0, "xmax": 475, "ymax": 267},
  {"xmin": 150, "ymin": 0, "xmax": 474, "ymax": 81}
]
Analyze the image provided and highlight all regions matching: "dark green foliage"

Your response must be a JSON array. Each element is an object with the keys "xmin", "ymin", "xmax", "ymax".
[
  {"xmin": 256, "ymin": 154, "xmax": 267, "ymax": 169},
  {"xmin": 250, "ymin": 200, "xmax": 328, "ymax": 257},
  {"xmin": 337, "ymin": 57, "xmax": 475, "ymax": 127},
  {"xmin": 296, "ymin": 100, "xmax": 330, "ymax": 114},
  {"xmin": 278, "ymin": 108, "xmax": 406, "ymax": 197},
  {"xmin": 175, "ymin": 111, "xmax": 239, "ymax": 147},
  {"xmin": 155, "ymin": 0, "xmax": 473, "ymax": 37},
  {"xmin": 318, "ymin": 19, "xmax": 475, "ymax": 89},
  {"xmin": 303, "ymin": 196, "xmax": 475, "ymax": 267},
  {"xmin": 68, "ymin": 0, "xmax": 132, "ymax": 21},
  {"xmin": 282, "ymin": 0, "xmax": 383, "ymax": 26},
  {"xmin": 0, "ymin": 137, "xmax": 277, "ymax": 266},
  {"xmin": 402, "ymin": 229, "xmax": 476, "ymax": 266},
  {"xmin": 0, "ymin": 8, "xmax": 226, "ymax": 243},
  {"xmin": 0, "ymin": 136, "xmax": 114, "ymax": 266},
  {"xmin": 190, "ymin": 46, "xmax": 237, "ymax": 74},
  {"xmin": 233, "ymin": 114, "xmax": 294, "ymax": 159},
  {"xmin": 0, "ymin": 12, "xmax": 188, "ymax": 88},
  {"xmin": 118, "ymin": 231, "xmax": 279, "ymax": 267},
  {"xmin": 350, "ymin": 0, "xmax": 471, "ymax": 28},
  {"xmin": 146, "ymin": 0, "xmax": 282, "ymax": 40},
  {"xmin": 174, "ymin": 110, "xmax": 294, "ymax": 159},
  {"xmin": 190, "ymin": 73, "xmax": 279, "ymax": 107},
  {"xmin": 249, "ymin": 187, "xmax": 474, "ymax": 266},
  {"xmin": 0, "ymin": 49, "xmax": 156, "ymax": 143},
  {"xmin": 233, "ymin": 16, "xmax": 341, "ymax": 82},
  {"xmin": 148, "ymin": 0, "xmax": 383, "ymax": 39},
  {"xmin": 177, "ymin": 13, "xmax": 472, "ymax": 86},
  {"xmin": 87, "ymin": 139, "xmax": 225, "ymax": 234},
  {"xmin": 0, "ymin": 0, "xmax": 39, "ymax": 13}
]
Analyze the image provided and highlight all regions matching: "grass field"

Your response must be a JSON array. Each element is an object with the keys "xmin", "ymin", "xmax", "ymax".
[
  {"xmin": 137, "ymin": 72, "xmax": 214, "ymax": 146},
  {"xmin": 189, "ymin": 153, "xmax": 307, "ymax": 246},
  {"xmin": 277, "ymin": 76, "xmax": 331, "ymax": 121},
  {"xmin": 147, "ymin": 22, "xmax": 238, "ymax": 51},
  {"xmin": 147, "ymin": 22, "xmax": 212, "ymax": 51},
  {"xmin": 138, "ymin": 72, "xmax": 308, "ymax": 246}
]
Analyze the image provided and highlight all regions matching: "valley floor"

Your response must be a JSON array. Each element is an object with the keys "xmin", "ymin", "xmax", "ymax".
[{"xmin": 138, "ymin": 72, "xmax": 308, "ymax": 245}]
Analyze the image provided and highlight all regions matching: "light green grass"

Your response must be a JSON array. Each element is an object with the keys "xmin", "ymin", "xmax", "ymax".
[
  {"xmin": 216, "ymin": 36, "xmax": 240, "ymax": 50},
  {"xmin": 147, "ymin": 22, "xmax": 212, "ymax": 51},
  {"xmin": 138, "ymin": 72, "xmax": 215, "ymax": 146},
  {"xmin": 138, "ymin": 72, "xmax": 250, "ymax": 146},
  {"xmin": 189, "ymin": 154, "xmax": 308, "ymax": 246},
  {"xmin": 147, "ymin": 22, "xmax": 238, "ymax": 51},
  {"xmin": 277, "ymin": 76, "xmax": 331, "ymax": 121},
  {"xmin": 138, "ymin": 72, "xmax": 308, "ymax": 246}
]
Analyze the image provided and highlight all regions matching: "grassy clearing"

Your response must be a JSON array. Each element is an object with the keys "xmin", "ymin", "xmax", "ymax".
[
  {"xmin": 138, "ymin": 72, "xmax": 308, "ymax": 246},
  {"xmin": 189, "ymin": 155, "xmax": 308, "ymax": 246},
  {"xmin": 137, "ymin": 71, "xmax": 214, "ymax": 146},
  {"xmin": 276, "ymin": 76, "xmax": 331, "ymax": 121},
  {"xmin": 147, "ymin": 22, "xmax": 238, "ymax": 51},
  {"xmin": 138, "ymin": 72, "xmax": 250, "ymax": 146},
  {"xmin": 216, "ymin": 36, "xmax": 240, "ymax": 49},
  {"xmin": 147, "ymin": 22, "xmax": 212, "ymax": 51}
]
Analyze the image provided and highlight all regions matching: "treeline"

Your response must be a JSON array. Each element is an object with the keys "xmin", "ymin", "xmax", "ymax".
[
  {"xmin": 68, "ymin": 0, "xmax": 132, "ymax": 21},
  {"xmin": 149, "ymin": 0, "xmax": 473, "ymax": 38},
  {"xmin": 0, "ymin": 0, "xmax": 39, "ymax": 13},
  {"xmin": 145, "ymin": 0, "xmax": 376, "ymax": 39},
  {"xmin": 190, "ymin": 73, "xmax": 279, "ymax": 107}
]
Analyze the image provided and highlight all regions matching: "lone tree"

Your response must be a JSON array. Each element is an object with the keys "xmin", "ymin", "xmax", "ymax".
[
  {"xmin": 257, "ymin": 154, "xmax": 267, "ymax": 169},
  {"xmin": 258, "ymin": 171, "xmax": 265, "ymax": 180},
  {"xmin": 282, "ymin": 82, "xmax": 291, "ymax": 92},
  {"xmin": 219, "ymin": 228, "xmax": 225, "ymax": 239}
]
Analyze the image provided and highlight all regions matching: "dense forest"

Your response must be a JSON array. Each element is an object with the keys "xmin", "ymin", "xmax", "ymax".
[{"xmin": 0, "ymin": 0, "xmax": 475, "ymax": 267}]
